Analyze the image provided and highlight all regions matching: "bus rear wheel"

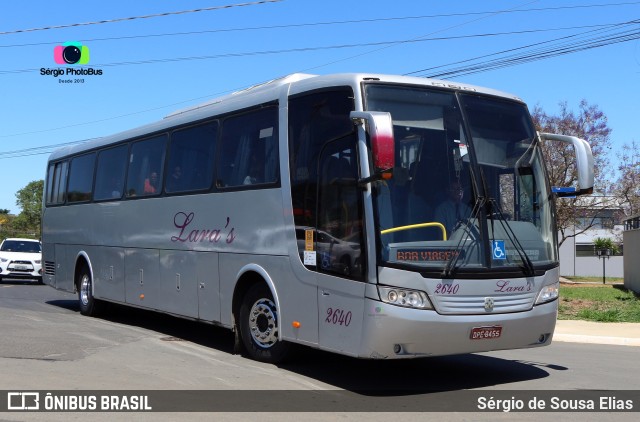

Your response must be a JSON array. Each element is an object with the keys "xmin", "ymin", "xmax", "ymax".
[
  {"xmin": 239, "ymin": 283, "xmax": 290, "ymax": 363},
  {"xmin": 78, "ymin": 266, "xmax": 103, "ymax": 316}
]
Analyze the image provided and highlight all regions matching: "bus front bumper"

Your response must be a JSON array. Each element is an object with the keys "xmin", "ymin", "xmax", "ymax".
[{"xmin": 359, "ymin": 298, "xmax": 557, "ymax": 359}]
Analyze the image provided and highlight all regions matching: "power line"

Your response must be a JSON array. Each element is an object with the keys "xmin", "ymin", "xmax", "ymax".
[
  {"xmin": 406, "ymin": 19, "xmax": 640, "ymax": 79},
  {"xmin": 289, "ymin": 0, "xmax": 542, "ymax": 73},
  {"xmin": 2, "ymin": 1, "xmax": 638, "ymax": 47},
  {"xmin": 0, "ymin": 0, "xmax": 538, "ymax": 147},
  {"xmin": 0, "ymin": 92, "xmax": 233, "ymax": 138},
  {"xmin": 2, "ymin": 0, "xmax": 543, "ymax": 77},
  {"xmin": 434, "ymin": 32, "xmax": 638, "ymax": 79},
  {"xmin": 0, "ymin": 22, "xmax": 626, "ymax": 76},
  {"xmin": 2, "ymin": 10, "xmax": 539, "ymax": 142},
  {"xmin": 0, "ymin": 0, "xmax": 282, "ymax": 36},
  {"xmin": 0, "ymin": 140, "xmax": 90, "ymax": 160},
  {"xmin": 6, "ymin": 20, "xmax": 636, "ymax": 156},
  {"xmin": 2, "ymin": 2, "xmax": 638, "ymax": 154}
]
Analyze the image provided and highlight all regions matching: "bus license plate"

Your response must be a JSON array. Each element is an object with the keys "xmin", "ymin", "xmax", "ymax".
[{"xmin": 470, "ymin": 326, "xmax": 502, "ymax": 340}]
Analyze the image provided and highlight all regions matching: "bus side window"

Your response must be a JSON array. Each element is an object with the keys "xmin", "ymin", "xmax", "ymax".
[
  {"xmin": 94, "ymin": 145, "xmax": 128, "ymax": 201},
  {"xmin": 67, "ymin": 153, "xmax": 96, "ymax": 203},
  {"xmin": 217, "ymin": 107, "xmax": 278, "ymax": 189},
  {"xmin": 46, "ymin": 161, "xmax": 68, "ymax": 205},
  {"xmin": 167, "ymin": 121, "xmax": 218, "ymax": 193},
  {"xmin": 126, "ymin": 135, "xmax": 167, "ymax": 198}
]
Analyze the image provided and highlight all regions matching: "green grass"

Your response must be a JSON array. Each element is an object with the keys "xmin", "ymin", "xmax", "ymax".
[
  {"xmin": 558, "ymin": 285, "xmax": 640, "ymax": 323},
  {"xmin": 563, "ymin": 276, "xmax": 624, "ymax": 284}
]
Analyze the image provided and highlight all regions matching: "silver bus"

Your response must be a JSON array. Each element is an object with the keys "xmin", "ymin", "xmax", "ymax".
[{"xmin": 42, "ymin": 73, "xmax": 594, "ymax": 363}]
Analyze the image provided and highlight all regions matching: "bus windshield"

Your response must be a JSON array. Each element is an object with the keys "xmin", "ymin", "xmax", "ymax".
[{"xmin": 365, "ymin": 84, "xmax": 557, "ymax": 276}]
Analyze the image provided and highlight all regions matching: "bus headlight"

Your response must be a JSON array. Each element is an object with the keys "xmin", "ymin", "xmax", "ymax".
[
  {"xmin": 378, "ymin": 286, "xmax": 433, "ymax": 310},
  {"xmin": 535, "ymin": 282, "xmax": 559, "ymax": 305}
]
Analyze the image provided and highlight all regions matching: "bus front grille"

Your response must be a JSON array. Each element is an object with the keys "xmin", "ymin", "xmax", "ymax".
[{"xmin": 434, "ymin": 292, "xmax": 537, "ymax": 314}]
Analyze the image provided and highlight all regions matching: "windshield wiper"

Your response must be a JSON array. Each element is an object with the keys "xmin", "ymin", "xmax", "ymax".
[
  {"xmin": 441, "ymin": 196, "xmax": 536, "ymax": 278},
  {"xmin": 488, "ymin": 198, "xmax": 535, "ymax": 276},
  {"xmin": 441, "ymin": 196, "xmax": 485, "ymax": 278}
]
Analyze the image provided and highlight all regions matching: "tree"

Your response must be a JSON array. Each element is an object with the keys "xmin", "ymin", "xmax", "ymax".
[
  {"xmin": 13, "ymin": 180, "xmax": 44, "ymax": 238},
  {"xmin": 593, "ymin": 237, "xmax": 620, "ymax": 255},
  {"xmin": 0, "ymin": 209, "xmax": 9, "ymax": 226},
  {"xmin": 531, "ymin": 100, "xmax": 613, "ymax": 247},
  {"xmin": 613, "ymin": 140, "xmax": 640, "ymax": 218}
]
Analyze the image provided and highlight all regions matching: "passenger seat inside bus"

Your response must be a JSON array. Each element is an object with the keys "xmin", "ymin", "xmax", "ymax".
[{"xmin": 405, "ymin": 131, "xmax": 449, "ymax": 241}]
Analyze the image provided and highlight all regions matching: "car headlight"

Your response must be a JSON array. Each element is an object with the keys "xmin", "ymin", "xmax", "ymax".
[
  {"xmin": 0, "ymin": 258, "xmax": 7, "ymax": 263},
  {"xmin": 34, "ymin": 260, "xmax": 42, "ymax": 264},
  {"xmin": 378, "ymin": 286, "xmax": 433, "ymax": 309},
  {"xmin": 535, "ymin": 281, "xmax": 559, "ymax": 305}
]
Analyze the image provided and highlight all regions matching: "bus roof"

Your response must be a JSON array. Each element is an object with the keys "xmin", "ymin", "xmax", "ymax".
[{"xmin": 47, "ymin": 73, "xmax": 523, "ymax": 162}]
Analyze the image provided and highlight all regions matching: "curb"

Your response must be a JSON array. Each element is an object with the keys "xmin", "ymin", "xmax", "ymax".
[
  {"xmin": 553, "ymin": 333, "xmax": 640, "ymax": 347},
  {"xmin": 553, "ymin": 320, "xmax": 640, "ymax": 347}
]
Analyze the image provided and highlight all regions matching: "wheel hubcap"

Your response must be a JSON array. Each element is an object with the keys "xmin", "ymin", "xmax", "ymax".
[
  {"xmin": 248, "ymin": 298, "xmax": 278, "ymax": 349},
  {"xmin": 80, "ymin": 275, "xmax": 90, "ymax": 306}
]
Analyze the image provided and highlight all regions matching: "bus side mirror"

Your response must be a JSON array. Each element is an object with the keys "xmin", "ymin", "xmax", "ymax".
[
  {"xmin": 350, "ymin": 111, "xmax": 395, "ymax": 175},
  {"xmin": 539, "ymin": 133, "xmax": 594, "ymax": 196}
]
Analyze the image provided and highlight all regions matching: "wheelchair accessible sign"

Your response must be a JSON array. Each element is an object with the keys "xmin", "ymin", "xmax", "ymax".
[{"xmin": 492, "ymin": 240, "xmax": 506, "ymax": 260}]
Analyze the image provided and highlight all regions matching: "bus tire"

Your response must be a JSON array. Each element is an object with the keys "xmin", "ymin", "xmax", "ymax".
[
  {"xmin": 239, "ymin": 283, "xmax": 290, "ymax": 363},
  {"xmin": 78, "ymin": 265, "xmax": 103, "ymax": 316}
]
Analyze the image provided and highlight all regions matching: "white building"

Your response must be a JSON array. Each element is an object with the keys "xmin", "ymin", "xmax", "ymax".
[
  {"xmin": 557, "ymin": 195, "xmax": 624, "ymax": 278},
  {"xmin": 559, "ymin": 227, "xmax": 624, "ymax": 278}
]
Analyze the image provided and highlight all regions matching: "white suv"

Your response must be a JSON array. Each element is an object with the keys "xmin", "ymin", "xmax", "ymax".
[{"xmin": 0, "ymin": 238, "xmax": 43, "ymax": 284}]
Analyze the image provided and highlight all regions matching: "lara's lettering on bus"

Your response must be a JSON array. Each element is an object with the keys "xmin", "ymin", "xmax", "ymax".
[
  {"xmin": 171, "ymin": 212, "xmax": 236, "ymax": 244},
  {"xmin": 494, "ymin": 279, "xmax": 532, "ymax": 293}
]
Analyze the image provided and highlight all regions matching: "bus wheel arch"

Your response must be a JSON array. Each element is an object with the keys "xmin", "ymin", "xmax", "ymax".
[{"xmin": 232, "ymin": 268, "xmax": 290, "ymax": 363}]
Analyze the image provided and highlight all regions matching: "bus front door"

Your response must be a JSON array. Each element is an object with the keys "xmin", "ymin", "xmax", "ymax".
[{"xmin": 315, "ymin": 138, "xmax": 366, "ymax": 356}]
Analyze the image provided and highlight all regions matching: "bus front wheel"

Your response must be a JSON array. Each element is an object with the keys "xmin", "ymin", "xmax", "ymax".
[
  {"xmin": 78, "ymin": 266, "xmax": 103, "ymax": 316},
  {"xmin": 239, "ymin": 283, "xmax": 290, "ymax": 363}
]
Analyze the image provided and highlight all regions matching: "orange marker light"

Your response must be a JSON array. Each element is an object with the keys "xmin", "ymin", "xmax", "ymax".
[
  {"xmin": 140, "ymin": 294, "xmax": 145, "ymax": 300},
  {"xmin": 292, "ymin": 321, "xmax": 301, "ymax": 328}
]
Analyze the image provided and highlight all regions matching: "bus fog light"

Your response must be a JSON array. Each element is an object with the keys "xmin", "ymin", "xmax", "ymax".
[
  {"xmin": 378, "ymin": 286, "xmax": 433, "ymax": 310},
  {"xmin": 535, "ymin": 282, "xmax": 559, "ymax": 305},
  {"xmin": 538, "ymin": 334, "xmax": 550, "ymax": 343}
]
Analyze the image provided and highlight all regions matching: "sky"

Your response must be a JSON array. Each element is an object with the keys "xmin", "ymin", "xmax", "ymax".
[{"xmin": 1, "ymin": 0, "xmax": 638, "ymax": 214}]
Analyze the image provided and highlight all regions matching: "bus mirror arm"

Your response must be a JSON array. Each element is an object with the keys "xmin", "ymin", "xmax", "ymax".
[
  {"xmin": 357, "ymin": 168, "xmax": 393, "ymax": 187},
  {"xmin": 539, "ymin": 132, "xmax": 594, "ymax": 196},
  {"xmin": 350, "ymin": 111, "xmax": 395, "ymax": 176}
]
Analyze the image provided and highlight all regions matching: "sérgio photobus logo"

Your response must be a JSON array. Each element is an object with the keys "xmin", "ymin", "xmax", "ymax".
[
  {"xmin": 41, "ymin": 41, "xmax": 104, "ymax": 83},
  {"xmin": 54, "ymin": 41, "xmax": 90, "ymax": 64}
]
